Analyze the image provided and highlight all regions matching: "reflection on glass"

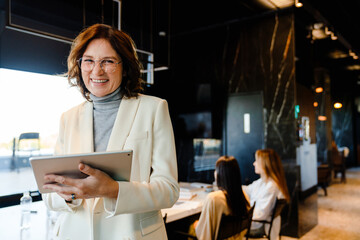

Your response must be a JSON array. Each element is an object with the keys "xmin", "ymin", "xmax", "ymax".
[{"xmin": 193, "ymin": 139, "xmax": 221, "ymax": 172}]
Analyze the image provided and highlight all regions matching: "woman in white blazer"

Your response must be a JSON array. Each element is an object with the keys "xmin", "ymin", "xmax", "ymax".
[{"xmin": 42, "ymin": 23, "xmax": 179, "ymax": 240}]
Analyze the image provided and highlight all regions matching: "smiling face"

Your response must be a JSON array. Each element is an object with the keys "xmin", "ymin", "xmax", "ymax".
[{"xmin": 81, "ymin": 38, "xmax": 123, "ymax": 97}]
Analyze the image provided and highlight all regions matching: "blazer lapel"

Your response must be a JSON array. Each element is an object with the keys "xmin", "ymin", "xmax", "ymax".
[
  {"xmin": 94, "ymin": 97, "xmax": 140, "ymax": 207},
  {"xmin": 78, "ymin": 102, "xmax": 97, "ymax": 212},
  {"xmin": 106, "ymin": 97, "xmax": 141, "ymax": 151},
  {"xmin": 79, "ymin": 101, "xmax": 94, "ymax": 153}
]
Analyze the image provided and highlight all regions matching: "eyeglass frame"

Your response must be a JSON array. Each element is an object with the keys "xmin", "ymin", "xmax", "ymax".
[{"xmin": 77, "ymin": 57, "xmax": 122, "ymax": 73}]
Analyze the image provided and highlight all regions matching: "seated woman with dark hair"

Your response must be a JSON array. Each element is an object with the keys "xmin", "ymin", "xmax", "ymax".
[
  {"xmin": 190, "ymin": 155, "xmax": 250, "ymax": 240},
  {"xmin": 243, "ymin": 149, "xmax": 290, "ymax": 240}
]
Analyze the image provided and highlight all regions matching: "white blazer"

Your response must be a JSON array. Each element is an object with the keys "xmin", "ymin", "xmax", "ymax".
[{"xmin": 43, "ymin": 94, "xmax": 179, "ymax": 240}]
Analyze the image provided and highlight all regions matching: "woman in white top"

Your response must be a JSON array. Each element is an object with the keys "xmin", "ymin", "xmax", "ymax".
[
  {"xmin": 192, "ymin": 156, "xmax": 250, "ymax": 240},
  {"xmin": 242, "ymin": 149, "xmax": 290, "ymax": 240}
]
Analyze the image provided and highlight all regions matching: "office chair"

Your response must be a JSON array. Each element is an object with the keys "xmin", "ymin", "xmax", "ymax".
[
  {"xmin": 247, "ymin": 198, "xmax": 287, "ymax": 240},
  {"xmin": 332, "ymin": 149, "xmax": 346, "ymax": 183},
  {"xmin": 317, "ymin": 164, "xmax": 331, "ymax": 196},
  {"xmin": 15, "ymin": 132, "xmax": 40, "ymax": 171},
  {"xmin": 217, "ymin": 204, "xmax": 255, "ymax": 240},
  {"xmin": 173, "ymin": 204, "xmax": 255, "ymax": 240}
]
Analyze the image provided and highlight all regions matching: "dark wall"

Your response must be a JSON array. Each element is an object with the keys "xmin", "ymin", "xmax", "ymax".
[
  {"xmin": 330, "ymin": 70, "xmax": 359, "ymax": 167},
  {"xmin": 153, "ymin": 10, "xmax": 297, "ymax": 182},
  {"xmin": 0, "ymin": 8, "xmax": 70, "ymax": 75},
  {"xmin": 0, "ymin": 25, "xmax": 71, "ymax": 75},
  {"xmin": 222, "ymin": 13, "xmax": 296, "ymax": 160},
  {"xmin": 0, "ymin": 0, "xmax": 119, "ymax": 75}
]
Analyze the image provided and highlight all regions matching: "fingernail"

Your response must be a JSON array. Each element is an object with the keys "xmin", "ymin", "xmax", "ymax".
[{"xmin": 79, "ymin": 163, "xmax": 85, "ymax": 170}]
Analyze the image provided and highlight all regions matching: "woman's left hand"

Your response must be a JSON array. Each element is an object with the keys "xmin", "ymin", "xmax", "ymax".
[{"xmin": 43, "ymin": 163, "xmax": 119, "ymax": 201}]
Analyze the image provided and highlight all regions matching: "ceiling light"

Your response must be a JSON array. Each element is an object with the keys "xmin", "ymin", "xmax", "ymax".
[
  {"xmin": 349, "ymin": 50, "xmax": 356, "ymax": 57},
  {"xmin": 315, "ymin": 87, "xmax": 323, "ymax": 93},
  {"xmin": 255, "ymin": 0, "xmax": 293, "ymax": 9},
  {"xmin": 318, "ymin": 116, "xmax": 327, "ymax": 121},
  {"xmin": 334, "ymin": 102, "xmax": 343, "ymax": 109},
  {"xmin": 331, "ymin": 32, "xmax": 338, "ymax": 40},
  {"xmin": 313, "ymin": 23, "xmax": 324, "ymax": 30},
  {"xmin": 313, "ymin": 102, "xmax": 318, "ymax": 107},
  {"xmin": 353, "ymin": 55, "xmax": 359, "ymax": 60},
  {"xmin": 158, "ymin": 31, "xmax": 166, "ymax": 37},
  {"xmin": 346, "ymin": 65, "xmax": 360, "ymax": 71},
  {"xmin": 328, "ymin": 50, "xmax": 348, "ymax": 59},
  {"xmin": 325, "ymin": 27, "xmax": 331, "ymax": 35},
  {"xmin": 295, "ymin": 0, "xmax": 303, "ymax": 8},
  {"xmin": 312, "ymin": 29, "xmax": 328, "ymax": 40}
]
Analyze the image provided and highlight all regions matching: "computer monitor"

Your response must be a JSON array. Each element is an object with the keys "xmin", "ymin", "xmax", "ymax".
[{"xmin": 193, "ymin": 138, "xmax": 222, "ymax": 172}]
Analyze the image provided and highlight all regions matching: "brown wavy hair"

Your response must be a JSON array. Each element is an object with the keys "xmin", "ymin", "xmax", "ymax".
[
  {"xmin": 66, "ymin": 23, "xmax": 144, "ymax": 100},
  {"xmin": 255, "ymin": 149, "xmax": 290, "ymax": 202},
  {"xmin": 215, "ymin": 155, "xmax": 250, "ymax": 216}
]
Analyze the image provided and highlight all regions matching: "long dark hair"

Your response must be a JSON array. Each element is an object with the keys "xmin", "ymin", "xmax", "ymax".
[{"xmin": 215, "ymin": 155, "xmax": 249, "ymax": 216}]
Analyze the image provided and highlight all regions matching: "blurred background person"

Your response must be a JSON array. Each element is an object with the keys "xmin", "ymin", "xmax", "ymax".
[
  {"xmin": 190, "ymin": 155, "xmax": 250, "ymax": 240},
  {"xmin": 243, "ymin": 149, "xmax": 290, "ymax": 240}
]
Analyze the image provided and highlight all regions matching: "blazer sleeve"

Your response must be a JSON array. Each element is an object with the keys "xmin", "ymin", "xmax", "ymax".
[
  {"xmin": 42, "ymin": 112, "xmax": 83, "ymax": 211},
  {"xmin": 107, "ymin": 98, "xmax": 179, "ymax": 216}
]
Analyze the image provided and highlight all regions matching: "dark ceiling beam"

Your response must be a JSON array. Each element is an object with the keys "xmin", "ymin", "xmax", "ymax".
[
  {"xmin": 172, "ymin": 6, "xmax": 293, "ymax": 38},
  {"xmin": 301, "ymin": 0, "xmax": 357, "ymax": 56}
]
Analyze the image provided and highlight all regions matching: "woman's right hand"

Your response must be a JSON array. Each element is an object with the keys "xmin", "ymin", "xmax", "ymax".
[{"xmin": 43, "ymin": 163, "xmax": 119, "ymax": 201}]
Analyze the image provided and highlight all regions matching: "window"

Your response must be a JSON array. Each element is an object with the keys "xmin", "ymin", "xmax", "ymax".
[{"xmin": 0, "ymin": 68, "xmax": 84, "ymax": 199}]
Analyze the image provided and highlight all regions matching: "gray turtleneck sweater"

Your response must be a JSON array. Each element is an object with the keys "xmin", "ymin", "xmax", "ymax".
[{"xmin": 89, "ymin": 88, "xmax": 122, "ymax": 152}]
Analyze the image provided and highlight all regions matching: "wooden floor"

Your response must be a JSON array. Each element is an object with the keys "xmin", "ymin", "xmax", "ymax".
[{"xmin": 281, "ymin": 167, "xmax": 360, "ymax": 240}]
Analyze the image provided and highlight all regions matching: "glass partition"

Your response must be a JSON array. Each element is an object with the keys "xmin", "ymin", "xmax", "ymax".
[{"xmin": 0, "ymin": 68, "xmax": 84, "ymax": 199}]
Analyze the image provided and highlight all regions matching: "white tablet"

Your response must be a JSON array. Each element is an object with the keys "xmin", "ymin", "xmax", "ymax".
[{"xmin": 30, "ymin": 150, "xmax": 133, "ymax": 193}]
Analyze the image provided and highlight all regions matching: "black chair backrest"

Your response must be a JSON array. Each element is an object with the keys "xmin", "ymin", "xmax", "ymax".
[
  {"xmin": 17, "ymin": 132, "xmax": 40, "ymax": 152},
  {"xmin": 19, "ymin": 132, "xmax": 40, "ymax": 140},
  {"xmin": 248, "ymin": 198, "xmax": 287, "ymax": 239},
  {"xmin": 216, "ymin": 204, "xmax": 255, "ymax": 240},
  {"xmin": 272, "ymin": 199, "xmax": 287, "ymax": 221}
]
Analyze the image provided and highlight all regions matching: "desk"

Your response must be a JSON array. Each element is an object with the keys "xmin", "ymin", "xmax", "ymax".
[
  {"xmin": 0, "ymin": 182, "xmax": 211, "ymax": 239},
  {"xmin": 162, "ymin": 188, "xmax": 208, "ymax": 223},
  {"xmin": 0, "ymin": 201, "xmax": 54, "ymax": 240}
]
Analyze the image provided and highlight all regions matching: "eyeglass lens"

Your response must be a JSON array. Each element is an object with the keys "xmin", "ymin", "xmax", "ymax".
[{"xmin": 79, "ymin": 58, "xmax": 120, "ymax": 73}]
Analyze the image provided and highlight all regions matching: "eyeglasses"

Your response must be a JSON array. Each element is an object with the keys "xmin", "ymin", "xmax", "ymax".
[{"xmin": 78, "ymin": 58, "xmax": 122, "ymax": 73}]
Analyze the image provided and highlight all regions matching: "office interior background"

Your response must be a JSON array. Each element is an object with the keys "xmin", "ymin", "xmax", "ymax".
[{"xmin": 0, "ymin": 0, "xmax": 360, "ymax": 238}]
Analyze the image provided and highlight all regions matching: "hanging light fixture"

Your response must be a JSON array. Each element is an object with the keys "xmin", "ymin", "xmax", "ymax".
[
  {"xmin": 334, "ymin": 102, "xmax": 343, "ymax": 109},
  {"xmin": 313, "ymin": 102, "xmax": 318, "ymax": 107},
  {"xmin": 331, "ymin": 32, "xmax": 338, "ymax": 40},
  {"xmin": 318, "ymin": 116, "xmax": 327, "ymax": 121},
  {"xmin": 295, "ymin": 0, "xmax": 303, "ymax": 8},
  {"xmin": 315, "ymin": 87, "xmax": 323, "ymax": 93}
]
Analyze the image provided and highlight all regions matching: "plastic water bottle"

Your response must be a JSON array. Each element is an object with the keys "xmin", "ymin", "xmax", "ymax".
[{"xmin": 20, "ymin": 191, "xmax": 32, "ymax": 229}]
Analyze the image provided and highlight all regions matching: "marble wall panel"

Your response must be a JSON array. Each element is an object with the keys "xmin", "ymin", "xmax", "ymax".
[
  {"xmin": 167, "ymin": 11, "xmax": 298, "ymax": 181},
  {"xmin": 218, "ymin": 13, "xmax": 297, "ymax": 159}
]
